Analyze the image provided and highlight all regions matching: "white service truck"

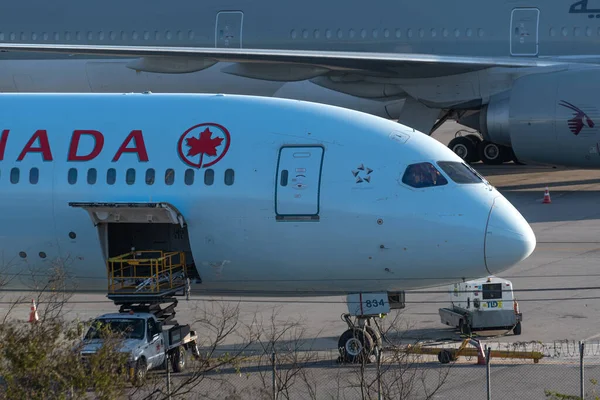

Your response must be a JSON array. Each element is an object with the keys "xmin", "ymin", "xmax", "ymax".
[
  {"xmin": 80, "ymin": 310, "xmax": 200, "ymax": 385},
  {"xmin": 438, "ymin": 276, "xmax": 522, "ymax": 335}
]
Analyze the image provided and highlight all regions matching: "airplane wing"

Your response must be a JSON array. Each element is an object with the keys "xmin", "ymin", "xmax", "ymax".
[{"xmin": 0, "ymin": 43, "xmax": 571, "ymax": 79}]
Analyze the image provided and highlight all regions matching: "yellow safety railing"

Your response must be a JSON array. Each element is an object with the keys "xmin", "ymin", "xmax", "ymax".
[{"xmin": 107, "ymin": 250, "xmax": 187, "ymax": 295}]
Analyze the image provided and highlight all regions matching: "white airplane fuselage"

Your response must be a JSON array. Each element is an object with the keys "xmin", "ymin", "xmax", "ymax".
[{"xmin": 0, "ymin": 93, "xmax": 535, "ymax": 296}]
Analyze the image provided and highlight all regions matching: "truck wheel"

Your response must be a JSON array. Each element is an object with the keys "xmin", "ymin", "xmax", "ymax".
[
  {"xmin": 513, "ymin": 322, "xmax": 522, "ymax": 336},
  {"xmin": 438, "ymin": 349, "xmax": 452, "ymax": 364},
  {"xmin": 172, "ymin": 346, "xmax": 186, "ymax": 373},
  {"xmin": 132, "ymin": 358, "xmax": 147, "ymax": 387}
]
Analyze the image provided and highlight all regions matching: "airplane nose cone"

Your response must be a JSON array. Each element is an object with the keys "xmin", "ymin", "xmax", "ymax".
[{"xmin": 484, "ymin": 196, "xmax": 536, "ymax": 275}]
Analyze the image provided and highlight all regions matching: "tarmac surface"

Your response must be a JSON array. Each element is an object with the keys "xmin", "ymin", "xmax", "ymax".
[{"xmin": 3, "ymin": 121, "xmax": 600, "ymax": 398}]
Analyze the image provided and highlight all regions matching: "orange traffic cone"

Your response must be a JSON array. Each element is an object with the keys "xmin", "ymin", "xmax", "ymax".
[
  {"xmin": 476, "ymin": 347, "xmax": 487, "ymax": 365},
  {"xmin": 470, "ymin": 339, "xmax": 487, "ymax": 365},
  {"xmin": 542, "ymin": 187, "xmax": 551, "ymax": 204},
  {"xmin": 29, "ymin": 299, "xmax": 39, "ymax": 323}
]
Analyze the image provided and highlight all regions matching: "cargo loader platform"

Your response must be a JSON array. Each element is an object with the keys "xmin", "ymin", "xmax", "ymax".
[{"xmin": 106, "ymin": 250, "xmax": 188, "ymax": 304}]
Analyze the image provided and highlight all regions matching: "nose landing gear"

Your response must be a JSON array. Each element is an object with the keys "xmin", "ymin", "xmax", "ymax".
[
  {"xmin": 337, "ymin": 292, "xmax": 396, "ymax": 364},
  {"xmin": 338, "ymin": 313, "xmax": 383, "ymax": 364}
]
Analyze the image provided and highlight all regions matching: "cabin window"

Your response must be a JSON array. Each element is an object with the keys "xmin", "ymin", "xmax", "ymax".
[
  {"xmin": 10, "ymin": 168, "xmax": 19, "ymax": 184},
  {"xmin": 184, "ymin": 169, "xmax": 194, "ymax": 185},
  {"xmin": 402, "ymin": 162, "xmax": 448, "ymax": 188},
  {"xmin": 224, "ymin": 169, "xmax": 235, "ymax": 186},
  {"xmin": 29, "ymin": 168, "xmax": 39, "ymax": 184},
  {"xmin": 436, "ymin": 161, "xmax": 483, "ymax": 184},
  {"xmin": 145, "ymin": 168, "xmax": 155, "ymax": 185},
  {"xmin": 68, "ymin": 168, "xmax": 78, "ymax": 185},
  {"xmin": 126, "ymin": 168, "xmax": 136, "ymax": 185},
  {"xmin": 204, "ymin": 169, "xmax": 214, "ymax": 186},
  {"xmin": 165, "ymin": 169, "xmax": 174, "ymax": 185},
  {"xmin": 87, "ymin": 168, "xmax": 97, "ymax": 185},
  {"xmin": 107, "ymin": 168, "xmax": 116, "ymax": 185}
]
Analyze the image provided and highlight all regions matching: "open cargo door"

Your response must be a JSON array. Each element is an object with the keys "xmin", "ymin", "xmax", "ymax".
[{"xmin": 68, "ymin": 202, "xmax": 185, "ymax": 227}]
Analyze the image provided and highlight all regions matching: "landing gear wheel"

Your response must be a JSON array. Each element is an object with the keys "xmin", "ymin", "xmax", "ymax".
[
  {"xmin": 365, "ymin": 326, "xmax": 382, "ymax": 349},
  {"xmin": 513, "ymin": 321, "xmax": 522, "ymax": 336},
  {"xmin": 172, "ymin": 346, "xmax": 186, "ymax": 373},
  {"xmin": 132, "ymin": 358, "xmax": 147, "ymax": 387},
  {"xmin": 365, "ymin": 326, "xmax": 382, "ymax": 361},
  {"xmin": 338, "ymin": 328, "xmax": 375, "ymax": 364},
  {"xmin": 448, "ymin": 136, "xmax": 477, "ymax": 163},
  {"xmin": 478, "ymin": 140, "xmax": 507, "ymax": 165}
]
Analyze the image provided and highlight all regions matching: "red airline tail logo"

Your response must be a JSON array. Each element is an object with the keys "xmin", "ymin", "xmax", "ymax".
[{"xmin": 559, "ymin": 100, "xmax": 595, "ymax": 136}]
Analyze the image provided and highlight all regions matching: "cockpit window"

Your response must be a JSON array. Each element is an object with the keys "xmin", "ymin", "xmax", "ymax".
[
  {"xmin": 437, "ymin": 161, "xmax": 483, "ymax": 184},
  {"xmin": 402, "ymin": 162, "xmax": 448, "ymax": 188}
]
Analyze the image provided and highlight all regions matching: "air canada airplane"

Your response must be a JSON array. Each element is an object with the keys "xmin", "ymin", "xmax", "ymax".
[
  {"xmin": 0, "ymin": 1, "xmax": 599, "ymax": 169},
  {"xmin": 0, "ymin": 92, "xmax": 535, "ymax": 294},
  {"xmin": 0, "ymin": 92, "xmax": 535, "ymax": 359}
]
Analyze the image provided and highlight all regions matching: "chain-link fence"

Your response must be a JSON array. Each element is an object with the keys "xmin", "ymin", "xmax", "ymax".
[
  {"xmin": 154, "ymin": 340, "xmax": 600, "ymax": 399},
  {"xmin": 483, "ymin": 340, "xmax": 600, "ymax": 400},
  {"xmin": 3, "ymin": 293, "xmax": 599, "ymax": 399}
]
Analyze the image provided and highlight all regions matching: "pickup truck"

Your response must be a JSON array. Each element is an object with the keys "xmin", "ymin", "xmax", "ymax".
[{"xmin": 80, "ymin": 311, "xmax": 199, "ymax": 385}]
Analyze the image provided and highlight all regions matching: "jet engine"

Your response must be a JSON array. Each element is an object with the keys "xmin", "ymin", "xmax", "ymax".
[{"xmin": 477, "ymin": 69, "xmax": 600, "ymax": 168}]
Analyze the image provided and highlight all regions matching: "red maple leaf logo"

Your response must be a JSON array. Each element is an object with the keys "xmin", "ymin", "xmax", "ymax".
[
  {"xmin": 185, "ymin": 128, "xmax": 224, "ymax": 157},
  {"xmin": 177, "ymin": 123, "xmax": 231, "ymax": 169}
]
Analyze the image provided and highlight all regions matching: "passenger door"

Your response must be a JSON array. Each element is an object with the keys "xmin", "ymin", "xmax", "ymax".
[
  {"xmin": 510, "ymin": 8, "xmax": 539, "ymax": 56},
  {"xmin": 215, "ymin": 11, "xmax": 244, "ymax": 48},
  {"xmin": 275, "ymin": 146, "xmax": 324, "ymax": 219}
]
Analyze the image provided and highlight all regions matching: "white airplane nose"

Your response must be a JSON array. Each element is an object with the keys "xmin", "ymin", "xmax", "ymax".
[{"xmin": 484, "ymin": 196, "xmax": 536, "ymax": 275}]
